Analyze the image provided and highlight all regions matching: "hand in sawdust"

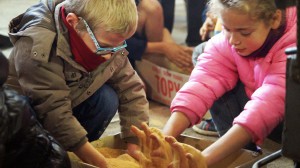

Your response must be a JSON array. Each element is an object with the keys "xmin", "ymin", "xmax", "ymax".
[
  {"xmin": 131, "ymin": 123, "xmax": 207, "ymax": 168},
  {"xmin": 131, "ymin": 123, "xmax": 173, "ymax": 168},
  {"xmin": 126, "ymin": 143, "xmax": 141, "ymax": 161},
  {"xmin": 165, "ymin": 136, "xmax": 207, "ymax": 168}
]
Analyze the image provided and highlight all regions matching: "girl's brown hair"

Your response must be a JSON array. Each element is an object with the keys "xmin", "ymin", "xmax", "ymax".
[{"xmin": 208, "ymin": 0, "xmax": 282, "ymax": 26}]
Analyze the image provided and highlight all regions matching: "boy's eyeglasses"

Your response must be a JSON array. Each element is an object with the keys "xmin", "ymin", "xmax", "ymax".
[{"xmin": 79, "ymin": 17, "xmax": 127, "ymax": 55}]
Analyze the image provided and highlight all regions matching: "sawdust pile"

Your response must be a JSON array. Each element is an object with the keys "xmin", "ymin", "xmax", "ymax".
[
  {"xmin": 69, "ymin": 123, "xmax": 206, "ymax": 168},
  {"xmin": 105, "ymin": 154, "xmax": 140, "ymax": 168},
  {"xmin": 98, "ymin": 148, "xmax": 140, "ymax": 168},
  {"xmin": 69, "ymin": 147, "xmax": 139, "ymax": 168}
]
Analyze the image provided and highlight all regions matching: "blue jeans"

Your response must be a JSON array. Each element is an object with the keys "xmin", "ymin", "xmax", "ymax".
[
  {"xmin": 73, "ymin": 84, "xmax": 119, "ymax": 141},
  {"xmin": 210, "ymin": 81, "xmax": 282, "ymax": 150},
  {"xmin": 210, "ymin": 81, "xmax": 249, "ymax": 136}
]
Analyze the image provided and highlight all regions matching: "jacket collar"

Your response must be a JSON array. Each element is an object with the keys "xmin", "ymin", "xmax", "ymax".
[{"xmin": 53, "ymin": 2, "xmax": 88, "ymax": 72}]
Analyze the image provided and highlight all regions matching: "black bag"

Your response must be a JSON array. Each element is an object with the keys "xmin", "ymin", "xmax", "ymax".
[{"xmin": 0, "ymin": 52, "xmax": 71, "ymax": 168}]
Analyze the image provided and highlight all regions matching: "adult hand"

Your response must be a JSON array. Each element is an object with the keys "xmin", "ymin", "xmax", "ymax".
[{"xmin": 163, "ymin": 43, "xmax": 194, "ymax": 72}]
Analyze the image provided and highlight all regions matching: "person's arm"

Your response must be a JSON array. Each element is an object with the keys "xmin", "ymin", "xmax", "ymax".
[
  {"xmin": 163, "ymin": 112, "xmax": 191, "ymax": 137},
  {"xmin": 199, "ymin": 12, "xmax": 218, "ymax": 41},
  {"xmin": 126, "ymin": 35, "xmax": 147, "ymax": 61},
  {"xmin": 162, "ymin": 28, "xmax": 175, "ymax": 43},
  {"xmin": 146, "ymin": 42, "xmax": 193, "ymax": 69},
  {"xmin": 162, "ymin": 112, "xmax": 252, "ymax": 167},
  {"xmin": 74, "ymin": 142, "xmax": 108, "ymax": 168},
  {"xmin": 202, "ymin": 124, "xmax": 252, "ymax": 166},
  {"xmin": 144, "ymin": 28, "xmax": 176, "ymax": 54}
]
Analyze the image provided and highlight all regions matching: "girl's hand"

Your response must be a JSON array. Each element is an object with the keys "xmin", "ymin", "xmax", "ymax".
[
  {"xmin": 126, "ymin": 143, "xmax": 141, "ymax": 161},
  {"xmin": 166, "ymin": 136, "xmax": 207, "ymax": 168},
  {"xmin": 130, "ymin": 123, "xmax": 207, "ymax": 168},
  {"xmin": 130, "ymin": 123, "xmax": 154, "ymax": 167},
  {"xmin": 149, "ymin": 132, "xmax": 173, "ymax": 167},
  {"xmin": 131, "ymin": 123, "xmax": 173, "ymax": 167}
]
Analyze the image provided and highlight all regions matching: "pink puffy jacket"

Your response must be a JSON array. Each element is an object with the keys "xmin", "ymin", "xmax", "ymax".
[{"xmin": 171, "ymin": 7, "xmax": 297, "ymax": 144}]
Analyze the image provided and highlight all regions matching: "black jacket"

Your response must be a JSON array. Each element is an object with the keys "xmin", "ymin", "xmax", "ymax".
[{"xmin": 0, "ymin": 52, "xmax": 70, "ymax": 168}]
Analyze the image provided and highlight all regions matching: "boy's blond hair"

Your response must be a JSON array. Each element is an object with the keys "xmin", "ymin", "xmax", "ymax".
[{"xmin": 64, "ymin": 0, "xmax": 137, "ymax": 36}]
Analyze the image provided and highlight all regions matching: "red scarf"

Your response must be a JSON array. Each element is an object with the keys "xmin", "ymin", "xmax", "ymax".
[{"xmin": 61, "ymin": 6, "xmax": 106, "ymax": 71}]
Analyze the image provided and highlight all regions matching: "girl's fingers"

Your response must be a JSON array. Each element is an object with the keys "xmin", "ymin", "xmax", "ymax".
[
  {"xmin": 186, "ymin": 153, "xmax": 196, "ymax": 167},
  {"xmin": 172, "ymin": 142, "xmax": 189, "ymax": 168},
  {"xmin": 150, "ymin": 133, "xmax": 163, "ymax": 149},
  {"xmin": 165, "ymin": 136, "xmax": 178, "ymax": 144}
]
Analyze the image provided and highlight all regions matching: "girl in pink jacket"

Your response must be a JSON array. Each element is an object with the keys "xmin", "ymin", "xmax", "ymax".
[{"xmin": 163, "ymin": 0, "xmax": 297, "ymax": 166}]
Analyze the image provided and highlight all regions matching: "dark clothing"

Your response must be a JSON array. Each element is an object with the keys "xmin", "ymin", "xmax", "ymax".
[
  {"xmin": 126, "ymin": 33, "xmax": 147, "ymax": 68},
  {"xmin": 160, "ymin": 0, "xmax": 208, "ymax": 46},
  {"xmin": 0, "ymin": 86, "xmax": 71, "ymax": 168},
  {"xmin": 128, "ymin": 0, "xmax": 148, "ymax": 68},
  {"xmin": 184, "ymin": 0, "xmax": 207, "ymax": 46},
  {"xmin": 210, "ymin": 81, "xmax": 283, "ymax": 151},
  {"xmin": 73, "ymin": 84, "xmax": 119, "ymax": 141},
  {"xmin": 0, "ymin": 52, "xmax": 70, "ymax": 168},
  {"xmin": 135, "ymin": 0, "xmax": 140, "ymax": 6},
  {"xmin": 160, "ymin": 0, "xmax": 175, "ymax": 32}
]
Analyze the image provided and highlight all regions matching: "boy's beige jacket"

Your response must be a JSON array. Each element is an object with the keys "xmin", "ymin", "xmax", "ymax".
[{"xmin": 6, "ymin": 0, "xmax": 149, "ymax": 151}]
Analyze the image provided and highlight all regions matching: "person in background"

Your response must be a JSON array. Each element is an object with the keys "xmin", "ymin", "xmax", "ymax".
[
  {"xmin": 184, "ymin": 0, "xmax": 208, "ymax": 46},
  {"xmin": 163, "ymin": 0, "xmax": 296, "ymax": 166},
  {"xmin": 160, "ymin": 0, "xmax": 208, "ymax": 47},
  {"xmin": 5, "ymin": 0, "xmax": 149, "ymax": 167},
  {"xmin": 199, "ymin": 12, "xmax": 220, "ymax": 42},
  {"xmin": 127, "ymin": 0, "xmax": 194, "ymax": 73},
  {"xmin": 159, "ymin": 0, "xmax": 175, "ymax": 33}
]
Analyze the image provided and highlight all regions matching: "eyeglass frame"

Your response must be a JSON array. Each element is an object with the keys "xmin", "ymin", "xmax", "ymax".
[{"xmin": 79, "ymin": 17, "xmax": 127, "ymax": 55}]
